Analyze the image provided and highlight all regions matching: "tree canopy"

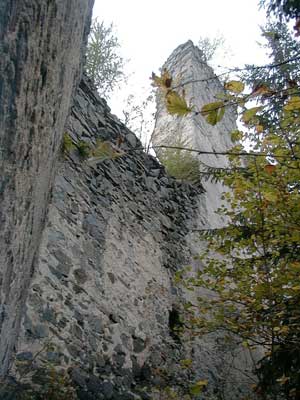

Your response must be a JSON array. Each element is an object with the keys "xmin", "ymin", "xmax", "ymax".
[
  {"xmin": 85, "ymin": 19, "xmax": 125, "ymax": 99},
  {"xmin": 153, "ymin": 20, "xmax": 300, "ymax": 399}
]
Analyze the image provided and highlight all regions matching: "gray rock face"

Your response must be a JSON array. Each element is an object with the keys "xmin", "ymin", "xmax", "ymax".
[
  {"xmin": 0, "ymin": 0, "xmax": 94, "ymax": 376},
  {"xmin": 151, "ymin": 42, "xmax": 257, "ymax": 397},
  {"xmin": 13, "ymin": 76, "xmax": 204, "ymax": 398},
  {"xmin": 152, "ymin": 40, "xmax": 237, "ymax": 229},
  {"xmin": 1, "ymin": 34, "xmax": 256, "ymax": 398},
  {"xmin": 10, "ymin": 74, "xmax": 255, "ymax": 399}
]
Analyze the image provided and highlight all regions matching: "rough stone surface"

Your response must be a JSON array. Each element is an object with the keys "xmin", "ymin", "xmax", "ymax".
[
  {"xmin": 0, "ymin": 0, "xmax": 94, "ymax": 376},
  {"xmin": 11, "ymin": 72, "xmax": 255, "ymax": 399},
  {"xmin": 152, "ymin": 40, "xmax": 237, "ymax": 229},
  {"xmin": 1, "ymin": 37, "xmax": 256, "ymax": 398},
  {"xmin": 12, "ymin": 76, "xmax": 202, "ymax": 397},
  {"xmin": 151, "ymin": 41, "xmax": 257, "ymax": 398}
]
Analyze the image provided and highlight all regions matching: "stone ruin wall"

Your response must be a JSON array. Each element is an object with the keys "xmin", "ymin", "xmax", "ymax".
[
  {"xmin": 0, "ymin": 8, "xmax": 255, "ymax": 396},
  {"xmin": 12, "ymin": 64, "xmax": 254, "ymax": 399}
]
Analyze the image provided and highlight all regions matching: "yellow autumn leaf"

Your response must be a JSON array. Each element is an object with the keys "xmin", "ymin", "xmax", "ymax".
[
  {"xmin": 151, "ymin": 69, "xmax": 172, "ymax": 90},
  {"xmin": 242, "ymin": 107, "xmax": 262, "ymax": 124},
  {"xmin": 264, "ymin": 191, "xmax": 277, "ymax": 202},
  {"xmin": 284, "ymin": 96, "xmax": 300, "ymax": 111},
  {"xmin": 279, "ymin": 326, "xmax": 289, "ymax": 334},
  {"xmin": 256, "ymin": 125, "xmax": 264, "ymax": 133},
  {"xmin": 291, "ymin": 262, "xmax": 300, "ymax": 271},
  {"xmin": 190, "ymin": 379, "xmax": 208, "ymax": 395},
  {"xmin": 201, "ymin": 101, "xmax": 225, "ymax": 125},
  {"xmin": 225, "ymin": 80, "xmax": 245, "ymax": 94},
  {"xmin": 276, "ymin": 375, "xmax": 290, "ymax": 385},
  {"xmin": 166, "ymin": 91, "xmax": 193, "ymax": 116},
  {"xmin": 196, "ymin": 379, "xmax": 208, "ymax": 386},
  {"xmin": 88, "ymin": 140, "xmax": 123, "ymax": 165},
  {"xmin": 180, "ymin": 359, "xmax": 193, "ymax": 368},
  {"xmin": 230, "ymin": 130, "xmax": 244, "ymax": 142}
]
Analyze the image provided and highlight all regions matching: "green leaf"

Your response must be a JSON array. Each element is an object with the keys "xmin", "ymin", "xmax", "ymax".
[
  {"xmin": 180, "ymin": 359, "xmax": 193, "ymax": 369},
  {"xmin": 263, "ymin": 191, "xmax": 277, "ymax": 202},
  {"xmin": 262, "ymin": 31, "xmax": 277, "ymax": 39},
  {"xmin": 76, "ymin": 140, "xmax": 91, "ymax": 158},
  {"xmin": 201, "ymin": 101, "xmax": 225, "ymax": 125},
  {"xmin": 88, "ymin": 140, "xmax": 124, "ymax": 165},
  {"xmin": 225, "ymin": 80, "xmax": 245, "ymax": 94},
  {"xmin": 190, "ymin": 380, "xmax": 208, "ymax": 396},
  {"xmin": 166, "ymin": 91, "xmax": 193, "ymax": 116},
  {"xmin": 151, "ymin": 69, "xmax": 173, "ymax": 90},
  {"xmin": 242, "ymin": 107, "xmax": 262, "ymax": 124},
  {"xmin": 230, "ymin": 130, "xmax": 244, "ymax": 142},
  {"xmin": 62, "ymin": 133, "xmax": 75, "ymax": 154},
  {"xmin": 284, "ymin": 96, "xmax": 300, "ymax": 111}
]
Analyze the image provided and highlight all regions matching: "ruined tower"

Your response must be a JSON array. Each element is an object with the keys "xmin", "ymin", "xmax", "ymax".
[{"xmin": 152, "ymin": 40, "xmax": 237, "ymax": 228}]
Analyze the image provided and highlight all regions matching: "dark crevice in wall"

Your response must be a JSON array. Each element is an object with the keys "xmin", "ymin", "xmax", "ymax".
[{"xmin": 168, "ymin": 307, "xmax": 183, "ymax": 344}]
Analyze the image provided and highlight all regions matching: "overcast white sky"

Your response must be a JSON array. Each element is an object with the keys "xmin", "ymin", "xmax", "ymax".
[{"xmin": 93, "ymin": 0, "xmax": 268, "ymax": 125}]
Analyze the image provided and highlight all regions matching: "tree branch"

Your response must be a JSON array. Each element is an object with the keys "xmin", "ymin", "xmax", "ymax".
[{"xmin": 152, "ymin": 145, "xmax": 299, "ymax": 160}]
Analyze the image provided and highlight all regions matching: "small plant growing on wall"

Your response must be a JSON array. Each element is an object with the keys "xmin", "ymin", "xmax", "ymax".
[
  {"xmin": 62, "ymin": 133, "xmax": 75, "ymax": 156},
  {"xmin": 87, "ymin": 138, "xmax": 124, "ymax": 166},
  {"xmin": 76, "ymin": 140, "xmax": 91, "ymax": 159},
  {"xmin": 1, "ymin": 342, "xmax": 78, "ymax": 400},
  {"xmin": 21, "ymin": 366, "xmax": 77, "ymax": 400},
  {"xmin": 62, "ymin": 134, "xmax": 92, "ymax": 160},
  {"xmin": 158, "ymin": 135, "xmax": 201, "ymax": 185}
]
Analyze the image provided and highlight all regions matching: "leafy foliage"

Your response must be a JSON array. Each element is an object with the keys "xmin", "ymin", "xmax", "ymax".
[
  {"xmin": 189, "ymin": 380, "xmax": 208, "ymax": 396},
  {"xmin": 260, "ymin": 0, "xmax": 300, "ymax": 21},
  {"xmin": 166, "ymin": 91, "xmax": 193, "ymax": 116},
  {"xmin": 2, "ymin": 341, "xmax": 78, "ymax": 400},
  {"xmin": 151, "ymin": 70, "xmax": 192, "ymax": 117},
  {"xmin": 122, "ymin": 91, "xmax": 156, "ymax": 153},
  {"xmin": 150, "ymin": 360, "xmax": 210, "ymax": 400},
  {"xmin": 151, "ymin": 69, "xmax": 173, "ymax": 90},
  {"xmin": 76, "ymin": 141, "xmax": 91, "ymax": 159},
  {"xmin": 198, "ymin": 34, "xmax": 227, "ymax": 62},
  {"xmin": 62, "ymin": 133, "xmax": 75, "ymax": 155},
  {"xmin": 224, "ymin": 80, "xmax": 245, "ymax": 94},
  {"xmin": 201, "ymin": 101, "xmax": 225, "ymax": 125},
  {"xmin": 85, "ymin": 19, "xmax": 125, "ymax": 99},
  {"xmin": 240, "ymin": 22, "xmax": 300, "ymax": 133},
  {"xmin": 62, "ymin": 133, "xmax": 124, "ymax": 165},
  {"xmin": 158, "ymin": 136, "xmax": 201, "ymax": 185},
  {"xmin": 62, "ymin": 134, "xmax": 92, "ymax": 160},
  {"xmin": 22, "ymin": 367, "xmax": 77, "ymax": 400},
  {"xmin": 87, "ymin": 139, "xmax": 124, "ymax": 166},
  {"xmin": 158, "ymin": 21, "xmax": 300, "ymax": 400}
]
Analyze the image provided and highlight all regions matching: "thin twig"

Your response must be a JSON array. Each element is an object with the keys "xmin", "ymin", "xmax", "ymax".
[
  {"xmin": 171, "ymin": 55, "xmax": 300, "ymax": 89},
  {"xmin": 152, "ymin": 144, "xmax": 298, "ymax": 160}
]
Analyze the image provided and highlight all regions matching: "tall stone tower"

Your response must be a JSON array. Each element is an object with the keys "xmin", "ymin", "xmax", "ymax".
[
  {"xmin": 152, "ymin": 40, "xmax": 237, "ymax": 228},
  {"xmin": 152, "ymin": 41, "xmax": 257, "ymax": 398}
]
